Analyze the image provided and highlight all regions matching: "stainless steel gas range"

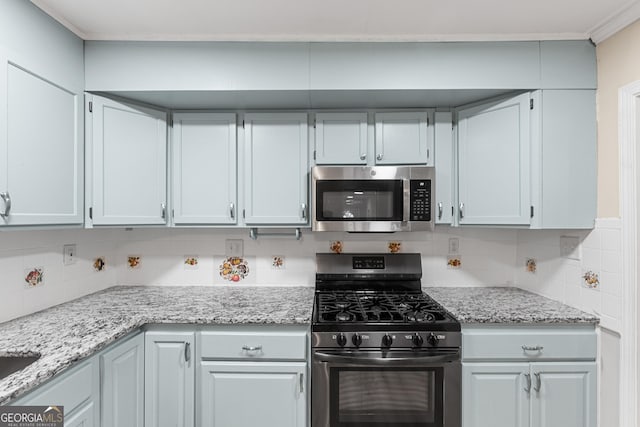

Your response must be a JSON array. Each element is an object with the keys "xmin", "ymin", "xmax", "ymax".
[{"xmin": 312, "ymin": 253, "xmax": 461, "ymax": 427}]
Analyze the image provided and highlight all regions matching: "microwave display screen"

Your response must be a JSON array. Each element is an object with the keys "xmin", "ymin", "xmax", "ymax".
[{"xmin": 316, "ymin": 180, "xmax": 403, "ymax": 221}]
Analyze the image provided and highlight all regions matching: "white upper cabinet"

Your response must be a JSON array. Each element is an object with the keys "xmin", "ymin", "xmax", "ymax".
[
  {"xmin": 314, "ymin": 112, "xmax": 367, "ymax": 165},
  {"xmin": 0, "ymin": 55, "xmax": 83, "ymax": 226},
  {"xmin": 457, "ymin": 93, "xmax": 531, "ymax": 225},
  {"xmin": 375, "ymin": 111, "xmax": 433, "ymax": 165},
  {"xmin": 0, "ymin": 0, "xmax": 85, "ymax": 228},
  {"xmin": 87, "ymin": 94, "xmax": 167, "ymax": 226},
  {"xmin": 172, "ymin": 113, "xmax": 237, "ymax": 225},
  {"xmin": 243, "ymin": 113, "xmax": 309, "ymax": 225}
]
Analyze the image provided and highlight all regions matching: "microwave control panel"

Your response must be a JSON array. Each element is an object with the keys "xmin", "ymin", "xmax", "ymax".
[{"xmin": 410, "ymin": 180, "xmax": 431, "ymax": 221}]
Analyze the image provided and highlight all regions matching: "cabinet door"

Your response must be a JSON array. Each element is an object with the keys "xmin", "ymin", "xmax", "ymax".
[
  {"xmin": 65, "ymin": 401, "xmax": 96, "ymax": 427},
  {"xmin": 434, "ymin": 111, "xmax": 454, "ymax": 224},
  {"xmin": 145, "ymin": 332, "xmax": 195, "ymax": 427},
  {"xmin": 457, "ymin": 93, "xmax": 531, "ymax": 225},
  {"xmin": 374, "ymin": 111, "xmax": 433, "ymax": 165},
  {"xmin": 172, "ymin": 113, "xmax": 237, "ymax": 225},
  {"xmin": 101, "ymin": 333, "xmax": 144, "ymax": 427},
  {"xmin": 0, "ymin": 52, "xmax": 83, "ymax": 226},
  {"xmin": 243, "ymin": 113, "xmax": 309, "ymax": 225},
  {"xmin": 462, "ymin": 363, "xmax": 530, "ymax": 427},
  {"xmin": 530, "ymin": 362, "xmax": 596, "ymax": 427},
  {"xmin": 89, "ymin": 94, "xmax": 167, "ymax": 226},
  {"xmin": 199, "ymin": 361, "xmax": 306, "ymax": 427},
  {"xmin": 315, "ymin": 112, "xmax": 367, "ymax": 164}
]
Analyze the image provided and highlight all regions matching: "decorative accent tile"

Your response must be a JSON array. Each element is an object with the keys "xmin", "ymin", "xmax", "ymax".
[
  {"xmin": 24, "ymin": 267, "xmax": 44, "ymax": 287},
  {"xmin": 447, "ymin": 256, "xmax": 461, "ymax": 269},
  {"xmin": 93, "ymin": 257, "xmax": 106, "ymax": 272},
  {"xmin": 582, "ymin": 270, "xmax": 600, "ymax": 289},
  {"xmin": 127, "ymin": 256, "xmax": 141, "ymax": 269},
  {"xmin": 219, "ymin": 257, "xmax": 250, "ymax": 282},
  {"xmin": 184, "ymin": 255, "xmax": 199, "ymax": 270},
  {"xmin": 272, "ymin": 255, "xmax": 285, "ymax": 270},
  {"xmin": 330, "ymin": 241, "xmax": 343, "ymax": 254},
  {"xmin": 526, "ymin": 258, "xmax": 537, "ymax": 273},
  {"xmin": 388, "ymin": 242, "xmax": 402, "ymax": 253}
]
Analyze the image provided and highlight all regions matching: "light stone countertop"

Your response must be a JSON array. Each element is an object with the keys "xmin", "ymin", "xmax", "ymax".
[
  {"xmin": 424, "ymin": 286, "xmax": 599, "ymax": 324},
  {"xmin": 0, "ymin": 284, "xmax": 597, "ymax": 405},
  {"xmin": 0, "ymin": 285, "xmax": 315, "ymax": 405}
]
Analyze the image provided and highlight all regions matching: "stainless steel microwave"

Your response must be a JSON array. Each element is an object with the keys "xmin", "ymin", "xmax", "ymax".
[{"xmin": 312, "ymin": 166, "xmax": 435, "ymax": 232}]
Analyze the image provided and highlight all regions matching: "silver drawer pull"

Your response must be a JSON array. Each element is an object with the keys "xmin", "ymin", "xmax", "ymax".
[
  {"xmin": 0, "ymin": 192, "xmax": 11, "ymax": 218},
  {"xmin": 522, "ymin": 345, "xmax": 544, "ymax": 351},
  {"xmin": 524, "ymin": 373, "xmax": 531, "ymax": 392},
  {"xmin": 242, "ymin": 345, "xmax": 263, "ymax": 352}
]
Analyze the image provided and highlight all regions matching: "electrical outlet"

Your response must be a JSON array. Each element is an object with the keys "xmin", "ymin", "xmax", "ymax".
[
  {"xmin": 63, "ymin": 244, "xmax": 77, "ymax": 265},
  {"xmin": 448, "ymin": 238, "xmax": 459, "ymax": 254},
  {"xmin": 225, "ymin": 239, "xmax": 244, "ymax": 257},
  {"xmin": 560, "ymin": 236, "xmax": 581, "ymax": 260}
]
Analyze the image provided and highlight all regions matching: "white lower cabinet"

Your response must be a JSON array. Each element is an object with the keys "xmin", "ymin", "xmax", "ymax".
[
  {"xmin": 462, "ymin": 325, "xmax": 597, "ymax": 427},
  {"xmin": 11, "ymin": 356, "xmax": 100, "ymax": 426},
  {"xmin": 199, "ymin": 361, "xmax": 307, "ymax": 427},
  {"xmin": 197, "ymin": 325, "xmax": 309, "ymax": 427},
  {"xmin": 101, "ymin": 333, "xmax": 144, "ymax": 427},
  {"xmin": 144, "ymin": 331, "xmax": 195, "ymax": 427}
]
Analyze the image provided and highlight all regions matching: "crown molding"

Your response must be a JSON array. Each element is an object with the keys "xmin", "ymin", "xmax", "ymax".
[
  {"xmin": 589, "ymin": 0, "xmax": 640, "ymax": 44},
  {"xmin": 30, "ymin": 0, "xmax": 88, "ymax": 39}
]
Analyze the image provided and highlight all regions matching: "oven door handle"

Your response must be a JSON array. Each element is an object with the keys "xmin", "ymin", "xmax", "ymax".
[{"xmin": 314, "ymin": 350, "xmax": 460, "ymax": 365}]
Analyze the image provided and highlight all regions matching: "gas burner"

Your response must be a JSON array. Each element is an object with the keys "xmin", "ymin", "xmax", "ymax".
[
  {"xmin": 335, "ymin": 302, "xmax": 350, "ymax": 311},
  {"xmin": 336, "ymin": 311, "xmax": 354, "ymax": 322},
  {"xmin": 405, "ymin": 310, "xmax": 437, "ymax": 323}
]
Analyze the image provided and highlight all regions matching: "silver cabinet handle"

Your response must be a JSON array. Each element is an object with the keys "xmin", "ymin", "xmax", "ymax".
[
  {"xmin": 360, "ymin": 154, "xmax": 366, "ymax": 161},
  {"xmin": 438, "ymin": 202, "xmax": 443, "ymax": 220},
  {"xmin": 242, "ymin": 345, "xmax": 263, "ymax": 352},
  {"xmin": 184, "ymin": 342, "xmax": 191, "ymax": 362},
  {"xmin": 533, "ymin": 372, "xmax": 541, "ymax": 392},
  {"xmin": 459, "ymin": 203, "xmax": 464, "ymax": 219},
  {"xmin": 522, "ymin": 345, "xmax": 544, "ymax": 351},
  {"xmin": 229, "ymin": 203, "xmax": 235, "ymax": 220},
  {"xmin": 161, "ymin": 203, "xmax": 166, "ymax": 220},
  {"xmin": 299, "ymin": 372, "xmax": 304, "ymax": 393},
  {"xmin": 524, "ymin": 373, "xmax": 531, "ymax": 392},
  {"xmin": 376, "ymin": 154, "xmax": 383, "ymax": 161},
  {"xmin": 301, "ymin": 203, "xmax": 307, "ymax": 220},
  {"xmin": 0, "ymin": 192, "xmax": 11, "ymax": 218}
]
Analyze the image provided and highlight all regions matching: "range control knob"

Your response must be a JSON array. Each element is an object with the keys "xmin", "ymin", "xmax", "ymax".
[
  {"xmin": 412, "ymin": 333, "xmax": 424, "ymax": 348},
  {"xmin": 381, "ymin": 334, "xmax": 393, "ymax": 348},
  {"xmin": 336, "ymin": 333, "xmax": 347, "ymax": 347},
  {"xmin": 427, "ymin": 332, "xmax": 439, "ymax": 346},
  {"xmin": 352, "ymin": 333, "xmax": 363, "ymax": 347}
]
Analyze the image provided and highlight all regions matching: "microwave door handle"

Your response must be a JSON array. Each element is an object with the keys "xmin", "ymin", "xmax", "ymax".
[
  {"xmin": 314, "ymin": 351, "xmax": 459, "ymax": 365},
  {"xmin": 403, "ymin": 179, "xmax": 410, "ymax": 222}
]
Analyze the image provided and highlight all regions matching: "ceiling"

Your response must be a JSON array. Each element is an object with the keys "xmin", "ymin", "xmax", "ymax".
[{"xmin": 31, "ymin": 0, "xmax": 640, "ymax": 44}]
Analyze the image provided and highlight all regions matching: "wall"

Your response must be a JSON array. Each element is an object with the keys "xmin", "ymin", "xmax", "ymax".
[
  {"xmin": 0, "ymin": 229, "xmax": 119, "ymax": 323},
  {"xmin": 596, "ymin": 19, "xmax": 640, "ymax": 217}
]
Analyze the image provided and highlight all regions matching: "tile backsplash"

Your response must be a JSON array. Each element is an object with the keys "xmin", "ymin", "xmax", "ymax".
[{"xmin": 0, "ymin": 219, "xmax": 623, "ymax": 330}]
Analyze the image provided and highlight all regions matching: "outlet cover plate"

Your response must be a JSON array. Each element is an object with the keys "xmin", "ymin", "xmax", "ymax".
[
  {"xmin": 63, "ymin": 244, "xmax": 77, "ymax": 265},
  {"xmin": 225, "ymin": 239, "xmax": 244, "ymax": 257}
]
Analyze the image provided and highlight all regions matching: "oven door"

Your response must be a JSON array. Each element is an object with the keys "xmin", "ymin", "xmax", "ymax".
[{"xmin": 312, "ymin": 349, "xmax": 461, "ymax": 427}]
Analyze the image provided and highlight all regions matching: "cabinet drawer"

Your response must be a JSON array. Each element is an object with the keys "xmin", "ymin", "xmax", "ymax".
[
  {"xmin": 462, "ymin": 326, "xmax": 597, "ymax": 361},
  {"xmin": 13, "ymin": 358, "xmax": 98, "ymax": 413},
  {"xmin": 198, "ymin": 329, "xmax": 307, "ymax": 361}
]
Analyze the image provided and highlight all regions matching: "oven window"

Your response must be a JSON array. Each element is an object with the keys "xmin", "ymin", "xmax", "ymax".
[
  {"xmin": 330, "ymin": 367, "xmax": 443, "ymax": 427},
  {"xmin": 316, "ymin": 180, "xmax": 403, "ymax": 221}
]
